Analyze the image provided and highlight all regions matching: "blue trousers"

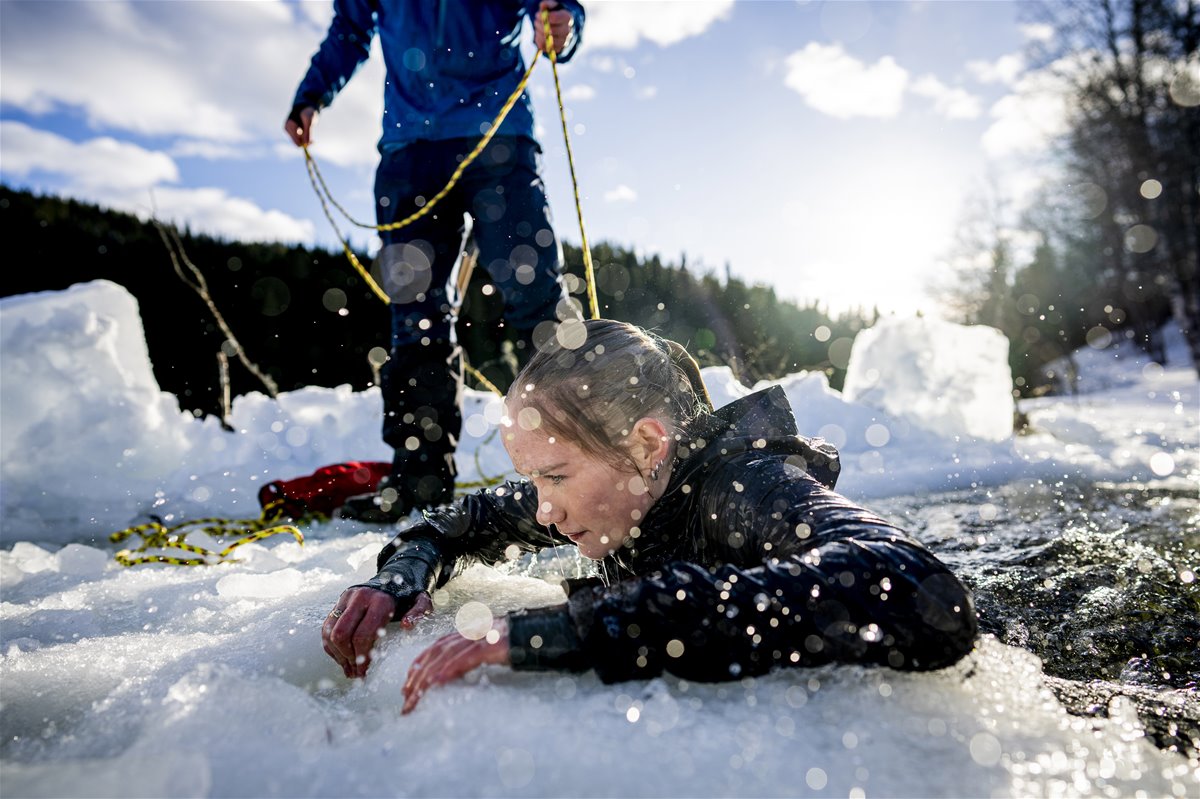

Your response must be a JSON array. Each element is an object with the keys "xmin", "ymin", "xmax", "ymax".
[{"xmin": 374, "ymin": 136, "xmax": 571, "ymax": 508}]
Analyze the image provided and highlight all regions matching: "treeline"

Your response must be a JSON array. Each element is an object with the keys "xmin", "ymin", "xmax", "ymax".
[
  {"xmin": 0, "ymin": 186, "xmax": 870, "ymax": 420},
  {"xmin": 941, "ymin": 0, "xmax": 1199, "ymax": 389},
  {"xmin": 470, "ymin": 241, "xmax": 877, "ymax": 392}
]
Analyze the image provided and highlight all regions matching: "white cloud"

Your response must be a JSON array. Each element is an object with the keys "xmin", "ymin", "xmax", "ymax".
[
  {"xmin": 0, "ymin": 121, "xmax": 313, "ymax": 244},
  {"xmin": 135, "ymin": 186, "xmax": 316, "ymax": 243},
  {"xmin": 910, "ymin": 75, "xmax": 982, "ymax": 120},
  {"xmin": 170, "ymin": 140, "xmax": 263, "ymax": 161},
  {"xmin": 1019, "ymin": 23, "xmax": 1055, "ymax": 43},
  {"xmin": 584, "ymin": 1, "xmax": 734, "ymax": 49},
  {"xmin": 604, "ymin": 184, "xmax": 638, "ymax": 203},
  {"xmin": 564, "ymin": 84, "xmax": 597, "ymax": 102},
  {"xmin": 1, "ymin": 121, "xmax": 179, "ymax": 189},
  {"xmin": 1, "ymin": 2, "xmax": 272, "ymax": 142},
  {"xmin": 589, "ymin": 55, "xmax": 618, "ymax": 73},
  {"xmin": 981, "ymin": 67, "xmax": 1072, "ymax": 158},
  {"xmin": 0, "ymin": 0, "xmax": 382, "ymax": 166},
  {"xmin": 783, "ymin": 44, "xmax": 908, "ymax": 119},
  {"xmin": 636, "ymin": 86, "xmax": 659, "ymax": 101},
  {"xmin": 967, "ymin": 53, "xmax": 1025, "ymax": 86}
]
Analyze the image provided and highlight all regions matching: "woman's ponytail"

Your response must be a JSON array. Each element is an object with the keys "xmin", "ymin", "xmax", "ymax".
[{"xmin": 665, "ymin": 339, "xmax": 713, "ymax": 412}]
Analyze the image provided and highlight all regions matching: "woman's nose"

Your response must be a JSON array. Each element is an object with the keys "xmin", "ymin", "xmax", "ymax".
[{"xmin": 536, "ymin": 498, "xmax": 564, "ymax": 526}]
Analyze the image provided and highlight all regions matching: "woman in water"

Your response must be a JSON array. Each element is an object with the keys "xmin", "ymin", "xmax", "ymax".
[{"xmin": 322, "ymin": 320, "xmax": 977, "ymax": 712}]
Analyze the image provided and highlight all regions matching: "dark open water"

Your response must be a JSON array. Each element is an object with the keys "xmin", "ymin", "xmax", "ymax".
[{"xmin": 878, "ymin": 479, "xmax": 1200, "ymax": 757}]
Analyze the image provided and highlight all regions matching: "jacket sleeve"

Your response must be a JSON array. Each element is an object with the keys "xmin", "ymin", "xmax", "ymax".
[
  {"xmin": 509, "ymin": 458, "xmax": 977, "ymax": 681},
  {"xmin": 523, "ymin": 0, "xmax": 585, "ymax": 63},
  {"xmin": 353, "ymin": 480, "xmax": 561, "ymax": 614},
  {"xmin": 291, "ymin": 0, "xmax": 380, "ymax": 112}
]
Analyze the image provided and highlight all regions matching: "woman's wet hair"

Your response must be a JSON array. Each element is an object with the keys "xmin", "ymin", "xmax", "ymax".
[{"xmin": 507, "ymin": 319, "xmax": 713, "ymax": 470}]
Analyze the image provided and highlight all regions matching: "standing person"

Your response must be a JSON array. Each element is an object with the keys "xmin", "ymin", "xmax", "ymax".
[
  {"xmin": 320, "ymin": 320, "xmax": 979, "ymax": 712},
  {"xmin": 285, "ymin": 1, "xmax": 586, "ymax": 522}
]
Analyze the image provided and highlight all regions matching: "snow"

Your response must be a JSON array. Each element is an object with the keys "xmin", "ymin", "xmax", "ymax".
[
  {"xmin": 842, "ymin": 316, "xmax": 1015, "ymax": 443},
  {"xmin": 2, "ymin": 281, "xmax": 1197, "ymax": 798}
]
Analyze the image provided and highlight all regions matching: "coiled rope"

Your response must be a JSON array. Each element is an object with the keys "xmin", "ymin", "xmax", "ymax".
[{"xmin": 110, "ymin": 501, "xmax": 303, "ymax": 567}]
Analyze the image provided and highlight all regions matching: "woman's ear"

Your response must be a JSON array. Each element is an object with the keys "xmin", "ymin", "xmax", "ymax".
[{"xmin": 629, "ymin": 417, "xmax": 670, "ymax": 470}]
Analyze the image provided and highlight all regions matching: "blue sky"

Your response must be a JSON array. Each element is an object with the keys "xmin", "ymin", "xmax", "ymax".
[{"xmin": 0, "ymin": 1, "xmax": 1068, "ymax": 316}]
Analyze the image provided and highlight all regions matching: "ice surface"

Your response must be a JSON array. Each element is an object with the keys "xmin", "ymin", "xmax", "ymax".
[
  {"xmin": 2, "ymin": 282, "xmax": 1197, "ymax": 797},
  {"xmin": 1042, "ymin": 318, "xmax": 1193, "ymax": 394}
]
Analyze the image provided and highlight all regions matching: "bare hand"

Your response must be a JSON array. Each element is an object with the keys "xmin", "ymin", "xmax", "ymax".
[
  {"xmin": 284, "ymin": 106, "xmax": 318, "ymax": 147},
  {"xmin": 401, "ymin": 616, "xmax": 511, "ymax": 714},
  {"xmin": 322, "ymin": 588, "xmax": 433, "ymax": 678},
  {"xmin": 533, "ymin": 1, "xmax": 574, "ymax": 56}
]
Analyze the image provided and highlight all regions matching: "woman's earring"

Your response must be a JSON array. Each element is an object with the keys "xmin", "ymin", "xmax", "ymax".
[{"xmin": 649, "ymin": 459, "xmax": 665, "ymax": 482}]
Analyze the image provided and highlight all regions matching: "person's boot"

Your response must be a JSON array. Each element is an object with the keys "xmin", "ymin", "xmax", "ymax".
[{"xmin": 336, "ymin": 476, "xmax": 414, "ymax": 523}]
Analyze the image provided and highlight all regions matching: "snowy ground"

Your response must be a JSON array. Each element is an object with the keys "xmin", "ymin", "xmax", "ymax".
[{"xmin": 1, "ymin": 281, "xmax": 1197, "ymax": 798}]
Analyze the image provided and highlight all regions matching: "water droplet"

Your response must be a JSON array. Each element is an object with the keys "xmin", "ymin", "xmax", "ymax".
[
  {"xmin": 1149, "ymin": 452, "xmax": 1175, "ymax": 476},
  {"xmin": 1124, "ymin": 224, "xmax": 1158, "ymax": 254},
  {"xmin": 517, "ymin": 406, "xmax": 542, "ymax": 431},
  {"xmin": 454, "ymin": 601, "xmax": 493, "ymax": 640},
  {"xmin": 496, "ymin": 748, "xmax": 535, "ymax": 789},
  {"xmin": 969, "ymin": 732, "xmax": 1002, "ymax": 766}
]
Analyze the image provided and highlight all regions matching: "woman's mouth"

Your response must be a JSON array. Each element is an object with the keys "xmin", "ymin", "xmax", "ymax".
[{"xmin": 563, "ymin": 530, "xmax": 588, "ymax": 542}]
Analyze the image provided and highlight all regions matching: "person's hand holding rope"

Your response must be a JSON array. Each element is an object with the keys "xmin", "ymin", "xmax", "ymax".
[
  {"xmin": 286, "ymin": 2, "xmax": 568, "ymax": 151},
  {"xmin": 534, "ymin": 1, "xmax": 575, "ymax": 55},
  {"xmin": 285, "ymin": 106, "xmax": 317, "ymax": 148}
]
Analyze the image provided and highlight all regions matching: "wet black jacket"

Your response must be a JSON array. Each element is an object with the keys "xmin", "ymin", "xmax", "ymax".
[{"xmin": 359, "ymin": 387, "xmax": 977, "ymax": 683}]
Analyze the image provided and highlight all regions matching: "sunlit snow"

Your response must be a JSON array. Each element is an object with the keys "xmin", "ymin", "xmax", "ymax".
[{"xmin": 2, "ymin": 280, "xmax": 1196, "ymax": 797}]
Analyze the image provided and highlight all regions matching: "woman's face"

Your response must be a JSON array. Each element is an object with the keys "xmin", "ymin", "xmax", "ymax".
[{"xmin": 503, "ymin": 405, "xmax": 656, "ymax": 560}]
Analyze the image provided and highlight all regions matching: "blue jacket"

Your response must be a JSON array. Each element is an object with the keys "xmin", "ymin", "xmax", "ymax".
[{"xmin": 292, "ymin": 0, "xmax": 585, "ymax": 153}]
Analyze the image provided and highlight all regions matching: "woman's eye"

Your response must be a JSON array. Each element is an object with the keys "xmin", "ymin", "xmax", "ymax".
[{"xmin": 547, "ymin": 475, "xmax": 566, "ymax": 486}]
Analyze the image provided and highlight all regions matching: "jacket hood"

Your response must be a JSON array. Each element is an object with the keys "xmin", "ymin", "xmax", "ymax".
[
  {"xmin": 673, "ymin": 385, "xmax": 840, "ymax": 491},
  {"xmin": 602, "ymin": 386, "xmax": 841, "ymax": 577}
]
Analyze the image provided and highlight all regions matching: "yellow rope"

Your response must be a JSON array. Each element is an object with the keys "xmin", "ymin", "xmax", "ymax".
[
  {"xmin": 300, "ymin": 43, "xmax": 539, "ymax": 307},
  {"xmin": 110, "ymin": 501, "xmax": 305, "ymax": 567},
  {"xmin": 153, "ymin": 220, "xmax": 281, "ymax": 396},
  {"xmin": 302, "ymin": 155, "xmax": 391, "ymax": 304},
  {"xmin": 303, "ymin": 51, "xmax": 539, "ymax": 235},
  {"xmin": 541, "ymin": 12, "xmax": 598, "ymax": 320},
  {"xmin": 113, "ymin": 526, "xmax": 304, "ymax": 567},
  {"xmin": 301, "ymin": 7, "xmax": 598, "ymax": 318},
  {"xmin": 466, "ymin": 362, "xmax": 504, "ymax": 396}
]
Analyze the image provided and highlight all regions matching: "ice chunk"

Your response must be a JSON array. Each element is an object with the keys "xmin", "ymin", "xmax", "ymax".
[
  {"xmin": 9, "ymin": 541, "xmax": 56, "ymax": 574},
  {"xmin": 0, "ymin": 281, "xmax": 195, "ymax": 539},
  {"xmin": 54, "ymin": 544, "xmax": 110, "ymax": 578},
  {"xmin": 842, "ymin": 317, "xmax": 1014, "ymax": 442},
  {"xmin": 216, "ymin": 568, "xmax": 305, "ymax": 599}
]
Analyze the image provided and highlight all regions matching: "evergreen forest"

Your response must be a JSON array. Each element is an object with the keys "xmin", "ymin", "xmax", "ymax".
[{"xmin": 0, "ymin": 186, "xmax": 873, "ymax": 422}]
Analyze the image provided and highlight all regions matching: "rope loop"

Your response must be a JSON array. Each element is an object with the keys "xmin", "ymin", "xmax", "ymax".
[{"xmin": 109, "ymin": 502, "xmax": 304, "ymax": 567}]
